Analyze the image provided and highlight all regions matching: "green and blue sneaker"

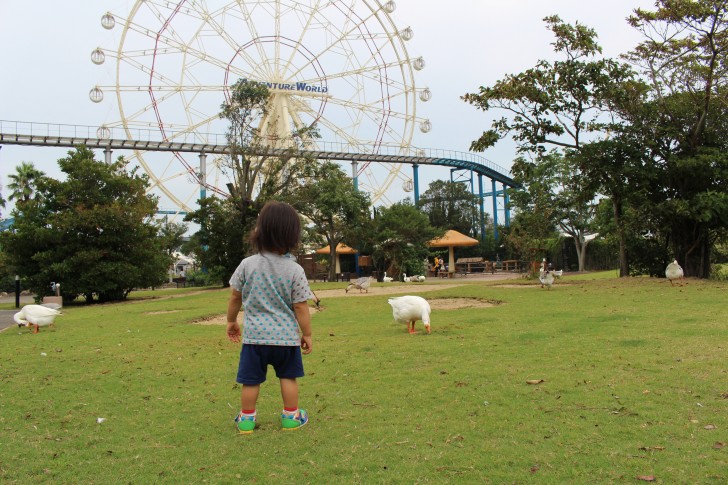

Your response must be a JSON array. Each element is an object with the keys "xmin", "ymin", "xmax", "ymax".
[
  {"xmin": 281, "ymin": 409, "xmax": 309, "ymax": 431},
  {"xmin": 234, "ymin": 412, "xmax": 256, "ymax": 434}
]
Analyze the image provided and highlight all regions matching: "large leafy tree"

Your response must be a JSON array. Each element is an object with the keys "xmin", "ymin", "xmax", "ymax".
[
  {"xmin": 7, "ymin": 161, "xmax": 44, "ymax": 203},
  {"xmin": 0, "ymin": 146, "xmax": 170, "ymax": 302},
  {"xmin": 463, "ymin": 16, "xmax": 640, "ymax": 272},
  {"xmin": 463, "ymin": 16, "xmax": 640, "ymax": 154},
  {"xmin": 187, "ymin": 78, "xmax": 319, "ymax": 280},
  {"xmin": 623, "ymin": 0, "xmax": 728, "ymax": 277},
  {"xmin": 221, "ymin": 78, "xmax": 318, "ymax": 219},
  {"xmin": 418, "ymin": 180, "xmax": 481, "ymax": 236},
  {"xmin": 367, "ymin": 201, "xmax": 441, "ymax": 279},
  {"xmin": 292, "ymin": 161, "xmax": 371, "ymax": 281},
  {"xmin": 510, "ymin": 151, "xmax": 599, "ymax": 271},
  {"xmin": 183, "ymin": 196, "xmax": 248, "ymax": 286}
]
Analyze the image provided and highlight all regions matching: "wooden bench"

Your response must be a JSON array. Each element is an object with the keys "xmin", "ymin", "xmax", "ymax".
[
  {"xmin": 455, "ymin": 257, "xmax": 486, "ymax": 274},
  {"xmin": 501, "ymin": 260, "xmax": 520, "ymax": 272}
]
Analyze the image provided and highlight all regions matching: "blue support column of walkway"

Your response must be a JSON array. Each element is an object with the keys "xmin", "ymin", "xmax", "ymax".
[
  {"xmin": 478, "ymin": 174, "xmax": 486, "ymax": 240},
  {"xmin": 504, "ymin": 184, "xmax": 511, "ymax": 227},
  {"xmin": 491, "ymin": 179, "xmax": 499, "ymax": 241},
  {"xmin": 351, "ymin": 161, "xmax": 360, "ymax": 274},
  {"xmin": 413, "ymin": 163, "xmax": 420, "ymax": 205}
]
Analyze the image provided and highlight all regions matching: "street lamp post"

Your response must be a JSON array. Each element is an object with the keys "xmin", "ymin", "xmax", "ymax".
[{"xmin": 15, "ymin": 275, "xmax": 20, "ymax": 308}]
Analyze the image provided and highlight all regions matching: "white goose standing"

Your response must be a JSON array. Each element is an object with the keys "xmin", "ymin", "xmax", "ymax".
[
  {"xmin": 388, "ymin": 295, "xmax": 431, "ymax": 334},
  {"xmin": 14, "ymin": 304, "xmax": 63, "ymax": 333},
  {"xmin": 665, "ymin": 259, "xmax": 684, "ymax": 286}
]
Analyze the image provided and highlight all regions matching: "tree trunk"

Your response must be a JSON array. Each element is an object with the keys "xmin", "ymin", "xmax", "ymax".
[
  {"xmin": 612, "ymin": 197, "xmax": 629, "ymax": 277},
  {"xmin": 573, "ymin": 235, "xmax": 590, "ymax": 272}
]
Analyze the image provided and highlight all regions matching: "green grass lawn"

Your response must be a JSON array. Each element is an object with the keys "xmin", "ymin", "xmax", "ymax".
[{"xmin": 1, "ymin": 274, "xmax": 726, "ymax": 483}]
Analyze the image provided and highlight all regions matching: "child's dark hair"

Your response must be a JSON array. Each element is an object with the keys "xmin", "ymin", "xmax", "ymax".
[{"xmin": 249, "ymin": 201, "xmax": 301, "ymax": 254}]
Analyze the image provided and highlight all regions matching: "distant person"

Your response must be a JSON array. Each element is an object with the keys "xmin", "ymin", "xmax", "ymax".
[
  {"xmin": 433, "ymin": 256, "xmax": 440, "ymax": 276},
  {"xmin": 226, "ymin": 201, "xmax": 314, "ymax": 434}
]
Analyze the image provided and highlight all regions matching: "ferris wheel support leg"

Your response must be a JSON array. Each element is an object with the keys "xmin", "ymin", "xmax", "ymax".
[
  {"xmin": 351, "ymin": 161, "xmax": 359, "ymax": 191},
  {"xmin": 412, "ymin": 164, "xmax": 420, "ymax": 206},
  {"xmin": 199, "ymin": 152, "xmax": 207, "ymax": 200}
]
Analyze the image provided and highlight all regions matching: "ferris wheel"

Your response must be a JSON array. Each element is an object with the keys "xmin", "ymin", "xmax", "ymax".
[{"xmin": 90, "ymin": 0, "xmax": 432, "ymax": 214}]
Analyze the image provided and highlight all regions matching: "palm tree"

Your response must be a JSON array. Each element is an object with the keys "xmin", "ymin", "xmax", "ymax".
[{"xmin": 7, "ymin": 162, "xmax": 44, "ymax": 202}]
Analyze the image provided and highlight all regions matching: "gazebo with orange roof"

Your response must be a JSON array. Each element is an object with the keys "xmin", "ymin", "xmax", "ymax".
[
  {"xmin": 428, "ymin": 230, "xmax": 479, "ymax": 275},
  {"xmin": 315, "ymin": 242, "xmax": 358, "ymax": 274}
]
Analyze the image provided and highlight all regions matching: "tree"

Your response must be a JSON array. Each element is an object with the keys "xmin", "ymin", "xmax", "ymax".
[
  {"xmin": 185, "ymin": 78, "xmax": 319, "ymax": 283},
  {"xmin": 0, "ymin": 178, "xmax": 5, "ymax": 218},
  {"xmin": 368, "ymin": 202, "xmax": 441, "ymax": 278},
  {"xmin": 221, "ymin": 78, "xmax": 318, "ymax": 223},
  {"xmin": 293, "ymin": 161, "xmax": 371, "ymax": 281},
  {"xmin": 7, "ymin": 161, "xmax": 44, "ymax": 203},
  {"xmin": 418, "ymin": 180, "xmax": 481, "ymax": 236},
  {"xmin": 463, "ymin": 16, "xmax": 640, "ymax": 155},
  {"xmin": 623, "ymin": 0, "xmax": 728, "ymax": 278},
  {"xmin": 158, "ymin": 221, "xmax": 188, "ymax": 257},
  {"xmin": 183, "ymin": 196, "xmax": 248, "ymax": 287},
  {"xmin": 463, "ymin": 15, "xmax": 643, "ymax": 273},
  {"xmin": 0, "ymin": 146, "xmax": 170, "ymax": 302},
  {"xmin": 510, "ymin": 151, "xmax": 599, "ymax": 271}
]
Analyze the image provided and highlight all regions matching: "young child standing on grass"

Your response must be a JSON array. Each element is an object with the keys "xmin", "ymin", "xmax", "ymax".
[{"xmin": 226, "ymin": 201, "xmax": 314, "ymax": 434}]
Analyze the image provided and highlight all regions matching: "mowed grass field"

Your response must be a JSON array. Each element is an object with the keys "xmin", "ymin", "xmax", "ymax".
[{"xmin": 1, "ymin": 272, "xmax": 726, "ymax": 483}]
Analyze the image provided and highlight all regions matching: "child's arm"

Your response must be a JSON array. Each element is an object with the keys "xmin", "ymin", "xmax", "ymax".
[
  {"xmin": 293, "ymin": 301, "xmax": 312, "ymax": 354},
  {"xmin": 226, "ymin": 289, "xmax": 243, "ymax": 343}
]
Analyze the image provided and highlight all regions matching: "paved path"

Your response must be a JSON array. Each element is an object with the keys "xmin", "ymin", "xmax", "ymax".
[{"xmin": 0, "ymin": 295, "xmax": 34, "ymax": 333}]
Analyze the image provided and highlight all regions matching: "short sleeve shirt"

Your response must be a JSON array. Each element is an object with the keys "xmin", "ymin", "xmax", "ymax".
[{"xmin": 229, "ymin": 251, "xmax": 314, "ymax": 346}]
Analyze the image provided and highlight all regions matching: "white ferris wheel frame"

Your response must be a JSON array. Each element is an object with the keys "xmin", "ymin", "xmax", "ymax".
[{"xmin": 92, "ymin": 0, "xmax": 431, "ymax": 213}]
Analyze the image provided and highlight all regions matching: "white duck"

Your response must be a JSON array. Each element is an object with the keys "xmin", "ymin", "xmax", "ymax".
[
  {"xmin": 402, "ymin": 273, "xmax": 412, "ymax": 283},
  {"xmin": 14, "ymin": 304, "xmax": 63, "ymax": 333},
  {"xmin": 539, "ymin": 269, "xmax": 555, "ymax": 289},
  {"xmin": 388, "ymin": 295, "xmax": 431, "ymax": 334},
  {"xmin": 665, "ymin": 259, "xmax": 684, "ymax": 286},
  {"xmin": 411, "ymin": 275, "xmax": 426, "ymax": 282},
  {"xmin": 382, "ymin": 272, "xmax": 393, "ymax": 283}
]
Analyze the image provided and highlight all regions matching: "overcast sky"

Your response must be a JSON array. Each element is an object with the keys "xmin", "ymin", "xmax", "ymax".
[{"xmin": 0, "ymin": 0, "xmax": 655, "ymax": 217}]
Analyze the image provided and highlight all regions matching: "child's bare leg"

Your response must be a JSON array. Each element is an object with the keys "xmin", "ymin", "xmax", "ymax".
[
  {"xmin": 241, "ymin": 384, "xmax": 260, "ymax": 411},
  {"xmin": 279, "ymin": 378, "xmax": 299, "ymax": 409}
]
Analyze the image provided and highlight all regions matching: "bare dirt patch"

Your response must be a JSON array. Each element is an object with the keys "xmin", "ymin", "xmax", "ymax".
[
  {"xmin": 192, "ymin": 305, "xmax": 321, "ymax": 326},
  {"xmin": 312, "ymin": 283, "xmax": 464, "ymax": 299},
  {"xmin": 429, "ymin": 297, "xmax": 501, "ymax": 310}
]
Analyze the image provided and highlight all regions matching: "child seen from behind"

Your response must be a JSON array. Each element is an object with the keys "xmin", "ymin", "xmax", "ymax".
[{"xmin": 226, "ymin": 201, "xmax": 314, "ymax": 434}]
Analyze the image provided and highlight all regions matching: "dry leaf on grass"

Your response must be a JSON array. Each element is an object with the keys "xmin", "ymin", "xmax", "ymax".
[
  {"xmin": 526, "ymin": 379, "xmax": 545, "ymax": 385},
  {"xmin": 704, "ymin": 424, "xmax": 717, "ymax": 430},
  {"xmin": 713, "ymin": 442, "xmax": 725, "ymax": 449},
  {"xmin": 637, "ymin": 475, "xmax": 656, "ymax": 482}
]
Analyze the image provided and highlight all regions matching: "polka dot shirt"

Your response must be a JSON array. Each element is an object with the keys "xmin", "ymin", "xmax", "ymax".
[{"xmin": 229, "ymin": 251, "xmax": 314, "ymax": 346}]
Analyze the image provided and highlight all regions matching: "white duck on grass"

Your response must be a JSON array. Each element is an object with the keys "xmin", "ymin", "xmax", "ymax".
[
  {"xmin": 382, "ymin": 272, "xmax": 393, "ymax": 283},
  {"xmin": 14, "ymin": 304, "xmax": 63, "ymax": 333},
  {"xmin": 665, "ymin": 259, "xmax": 684, "ymax": 286},
  {"xmin": 388, "ymin": 295, "xmax": 431, "ymax": 334},
  {"xmin": 539, "ymin": 269, "xmax": 555, "ymax": 289}
]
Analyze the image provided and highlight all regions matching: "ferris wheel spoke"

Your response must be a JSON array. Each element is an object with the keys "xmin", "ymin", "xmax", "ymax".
[
  {"xmin": 285, "ymin": 7, "xmax": 382, "ymax": 81},
  {"xmin": 291, "ymin": 99, "xmax": 369, "ymax": 150},
  {"xmin": 234, "ymin": 1, "xmax": 276, "ymax": 80}
]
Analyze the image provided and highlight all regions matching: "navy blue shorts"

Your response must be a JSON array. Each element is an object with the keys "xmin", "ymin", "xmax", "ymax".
[{"xmin": 236, "ymin": 344, "xmax": 305, "ymax": 385}]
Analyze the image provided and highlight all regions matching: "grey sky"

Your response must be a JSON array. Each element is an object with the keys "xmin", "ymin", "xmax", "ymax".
[{"xmin": 0, "ymin": 0, "xmax": 654, "ymax": 217}]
